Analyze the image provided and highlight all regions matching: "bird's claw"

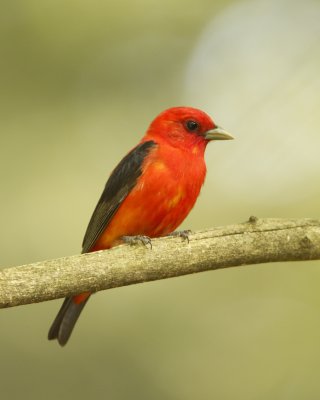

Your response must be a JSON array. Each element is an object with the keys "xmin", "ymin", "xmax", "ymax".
[
  {"xmin": 169, "ymin": 230, "xmax": 192, "ymax": 243},
  {"xmin": 121, "ymin": 235, "xmax": 152, "ymax": 249}
]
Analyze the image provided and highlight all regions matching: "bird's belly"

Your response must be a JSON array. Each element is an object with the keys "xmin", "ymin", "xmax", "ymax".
[
  {"xmin": 92, "ymin": 179, "xmax": 201, "ymax": 250},
  {"xmin": 92, "ymin": 148, "xmax": 206, "ymax": 251}
]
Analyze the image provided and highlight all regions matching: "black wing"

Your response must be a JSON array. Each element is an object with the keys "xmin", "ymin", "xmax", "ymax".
[{"xmin": 82, "ymin": 140, "xmax": 157, "ymax": 253}]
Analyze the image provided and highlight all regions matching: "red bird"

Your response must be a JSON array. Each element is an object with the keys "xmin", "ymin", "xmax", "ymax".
[{"xmin": 48, "ymin": 106, "xmax": 233, "ymax": 346}]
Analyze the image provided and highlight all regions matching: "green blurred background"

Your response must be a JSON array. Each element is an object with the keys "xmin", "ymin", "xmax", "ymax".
[{"xmin": 1, "ymin": 0, "xmax": 320, "ymax": 398}]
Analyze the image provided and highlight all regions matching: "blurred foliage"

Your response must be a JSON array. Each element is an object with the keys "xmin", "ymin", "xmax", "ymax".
[{"xmin": 1, "ymin": 0, "xmax": 320, "ymax": 399}]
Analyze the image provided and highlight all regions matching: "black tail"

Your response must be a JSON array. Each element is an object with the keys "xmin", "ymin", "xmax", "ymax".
[{"xmin": 48, "ymin": 296, "xmax": 90, "ymax": 346}]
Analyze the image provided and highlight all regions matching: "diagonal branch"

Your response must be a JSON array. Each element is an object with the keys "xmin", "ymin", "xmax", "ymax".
[{"xmin": 1, "ymin": 217, "xmax": 320, "ymax": 308}]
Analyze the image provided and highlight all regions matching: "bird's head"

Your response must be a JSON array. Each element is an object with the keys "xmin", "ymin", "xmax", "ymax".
[{"xmin": 145, "ymin": 107, "xmax": 233, "ymax": 153}]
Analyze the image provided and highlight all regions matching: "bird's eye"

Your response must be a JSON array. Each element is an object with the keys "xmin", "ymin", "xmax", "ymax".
[{"xmin": 185, "ymin": 120, "xmax": 199, "ymax": 132}]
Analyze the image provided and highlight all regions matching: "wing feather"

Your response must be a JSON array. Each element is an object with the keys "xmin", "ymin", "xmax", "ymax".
[{"xmin": 82, "ymin": 140, "xmax": 156, "ymax": 253}]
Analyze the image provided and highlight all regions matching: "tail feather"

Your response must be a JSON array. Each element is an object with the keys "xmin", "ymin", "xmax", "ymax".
[
  {"xmin": 48, "ymin": 295, "xmax": 90, "ymax": 346},
  {"xmin": 48, "ymin": 297, "xmax": 71, "ymax": 340}
]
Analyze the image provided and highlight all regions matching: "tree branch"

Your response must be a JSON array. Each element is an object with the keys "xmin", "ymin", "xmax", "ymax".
[{"xmin": 1, "ymin": 217, "xmax": 320, "ymax": 308}]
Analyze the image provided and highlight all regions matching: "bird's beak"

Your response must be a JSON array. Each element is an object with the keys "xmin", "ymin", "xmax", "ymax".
[{"xmin": 205, "ymin": 127, "xmax": 234, "ymax": 141}]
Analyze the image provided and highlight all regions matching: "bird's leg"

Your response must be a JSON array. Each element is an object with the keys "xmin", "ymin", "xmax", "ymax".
[
  {"xmin": 121, "ymin": 235, "xmax": 152, "ymax": 249},
  {"xmin": 168, "ymin": 230, "xmax": 192, "ymax": 243}
]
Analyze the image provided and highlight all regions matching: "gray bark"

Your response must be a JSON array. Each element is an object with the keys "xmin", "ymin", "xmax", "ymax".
[{"xmin": 1, "ymin": 217, "xmax": 320, "ymax": 308}]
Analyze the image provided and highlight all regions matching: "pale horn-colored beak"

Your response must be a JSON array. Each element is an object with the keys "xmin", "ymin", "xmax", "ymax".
[{"xmin": 205, "ymin": 127, "xmax": 234, "ymax": 141}]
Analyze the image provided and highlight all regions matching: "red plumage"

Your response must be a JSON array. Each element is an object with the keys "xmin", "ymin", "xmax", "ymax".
[{"xmin": 48, "ymin": 106, "xmax": 233, "ymax": 346}]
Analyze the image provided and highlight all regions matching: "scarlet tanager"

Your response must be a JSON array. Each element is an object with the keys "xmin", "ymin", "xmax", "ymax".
[{"xmin": 48, "ymin": 106, "xmax": 233, "ymax": 346}]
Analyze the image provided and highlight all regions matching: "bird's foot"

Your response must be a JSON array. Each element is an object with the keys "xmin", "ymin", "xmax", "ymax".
[
  {"xmin": 168, "ymin": 230, "xmax": 192, "ymax": 243},
  {"xmin": 121, "ymin": 235, "xmax": 152, "ymax": 249}
]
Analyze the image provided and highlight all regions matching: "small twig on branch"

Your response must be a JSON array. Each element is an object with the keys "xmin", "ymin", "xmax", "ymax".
[{"xmin": 0, "ymin": 217, "xmax": 320, "ymax": 309}]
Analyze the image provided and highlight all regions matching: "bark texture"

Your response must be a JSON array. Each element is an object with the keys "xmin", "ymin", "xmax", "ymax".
[{"xmin": 1, "ymin": 217, "xmax": 320, "ymax": 308}]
